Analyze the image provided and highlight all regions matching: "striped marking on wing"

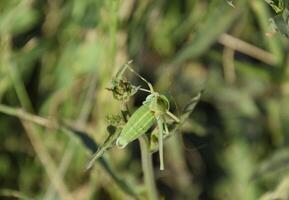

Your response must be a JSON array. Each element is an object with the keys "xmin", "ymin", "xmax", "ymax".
[{"xmin": 121, "ymin": 109, "xmax": 154, "ymax": 143}]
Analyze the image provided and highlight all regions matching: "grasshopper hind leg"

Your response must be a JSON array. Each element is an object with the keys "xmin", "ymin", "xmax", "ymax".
[
  {"xmin": 157, "ymin": 117, "xmax": 165, "ymax": 170},
  {"xmin": 164, "ymin": 119, "xmax": 169, "ymax": 137}
]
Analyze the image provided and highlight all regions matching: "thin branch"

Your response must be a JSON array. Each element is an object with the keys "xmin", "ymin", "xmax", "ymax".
[
  {"xmin": 0, "ymin": 104, "xmax": 57, "ymax": 128},
  {"xmin": 139, "ymin": 136, "xmax": 159, "ymax": 200},
  {"xmin": 218, "ymin": 33, "xmax": 277, "ymax": 66}
]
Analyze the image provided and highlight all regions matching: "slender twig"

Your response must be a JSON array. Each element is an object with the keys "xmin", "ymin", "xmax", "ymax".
[
  {"xmin": 0, "ymin": 104, "xmax": 56, "ymax": 128},
  {"xmin": 139, "ymin": 136, "xmax": 159, "ymax": 200},
  {"xmin": 218, "ymin": 33, "xmax": 277, "ymax": 65}
]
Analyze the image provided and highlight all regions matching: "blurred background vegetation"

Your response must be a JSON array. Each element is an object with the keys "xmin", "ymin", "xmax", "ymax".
[{"xmin": 1, "ymin": 0, "xmax": 289, "ymax": 199}]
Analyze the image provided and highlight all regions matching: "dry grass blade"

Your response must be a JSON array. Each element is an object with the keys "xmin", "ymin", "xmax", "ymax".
[{"xmin": 218, "ymin": 33, "xmax": 277, "ymax": 65}]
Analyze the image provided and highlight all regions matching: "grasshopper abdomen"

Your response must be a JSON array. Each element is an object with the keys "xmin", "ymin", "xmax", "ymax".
[{"xmin": 116, "ymin": 103, "xmax": 155, "ymax": 148}]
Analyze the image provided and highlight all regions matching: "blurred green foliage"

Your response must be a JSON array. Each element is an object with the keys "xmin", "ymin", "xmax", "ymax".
[
  {"xmin": 266, "ymin": 0, "xmax": 289, "ymax": 38},
  {"xmin": 1, "ymin": 0, "xmax": 289, "ymax": 199}
]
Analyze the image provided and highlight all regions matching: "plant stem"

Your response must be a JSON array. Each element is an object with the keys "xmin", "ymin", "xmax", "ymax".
[{"xmin": 138, "ymin": 136, "xmax": 159, "ymax": 200}]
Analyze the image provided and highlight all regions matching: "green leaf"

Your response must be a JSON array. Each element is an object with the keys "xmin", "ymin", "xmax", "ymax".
[{"xmin": 86, "ymin": 126, "xmax": 122, "ymax": 170}]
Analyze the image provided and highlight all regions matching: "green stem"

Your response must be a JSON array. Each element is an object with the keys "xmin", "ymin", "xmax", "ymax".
[{"xmin": 138, "ymin": 136, "xmax": 159, "ymax": 200}]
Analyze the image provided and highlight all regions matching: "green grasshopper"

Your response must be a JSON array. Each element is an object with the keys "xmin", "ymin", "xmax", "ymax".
[{"xmin": 116, "ymin": 67, "xmax": 180, "ymax": 170}]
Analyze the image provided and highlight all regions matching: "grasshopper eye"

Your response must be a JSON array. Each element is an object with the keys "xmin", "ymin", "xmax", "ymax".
[{"xmin": 158, "ymin": 95, "xmax": 170, "ymax": 110}]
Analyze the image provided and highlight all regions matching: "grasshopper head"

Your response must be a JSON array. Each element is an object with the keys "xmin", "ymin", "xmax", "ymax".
[
  {"xmin": 157, "ymin": 95, "xmax": 170, "ymax": 111},
  {"xmin": 148, "ymin": 94, "xmax": 170, "ymax": 116}
]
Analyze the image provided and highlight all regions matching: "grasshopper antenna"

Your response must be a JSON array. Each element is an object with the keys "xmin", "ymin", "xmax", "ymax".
[{"xmin": 126, "ymin": 65, "xmax": 155, "ymax": 93}]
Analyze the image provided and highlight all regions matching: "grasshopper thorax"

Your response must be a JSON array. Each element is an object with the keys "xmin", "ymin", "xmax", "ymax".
[{"xmin": 144, "ymin": 93, "xmax": 169, "ymax": 116}]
